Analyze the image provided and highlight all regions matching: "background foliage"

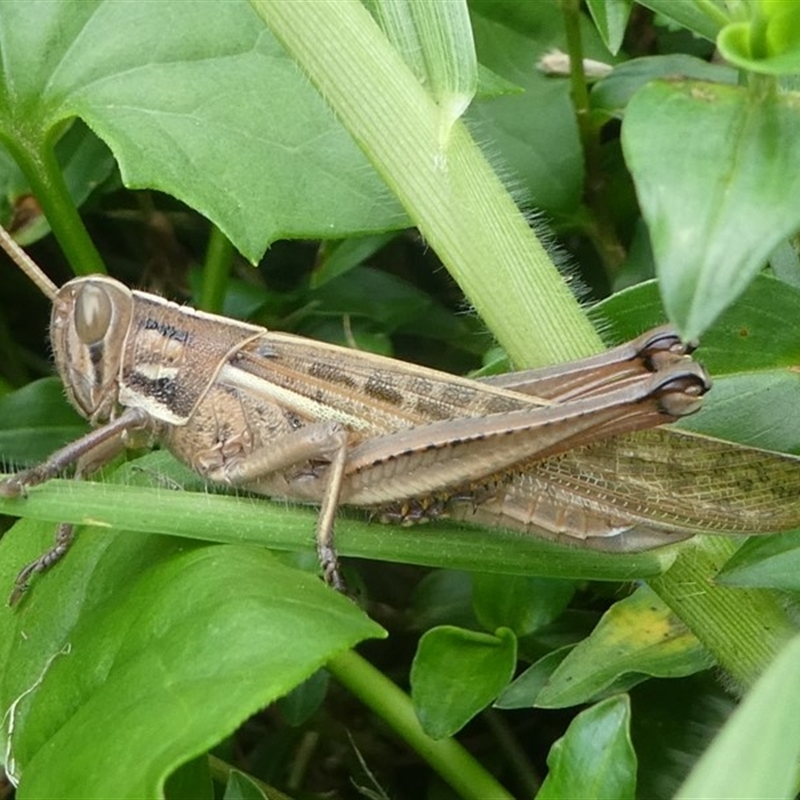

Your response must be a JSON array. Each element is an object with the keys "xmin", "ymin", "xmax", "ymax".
[{"xmin": 2, "ymin": 0, "xmax": 800, "ymax": 798}]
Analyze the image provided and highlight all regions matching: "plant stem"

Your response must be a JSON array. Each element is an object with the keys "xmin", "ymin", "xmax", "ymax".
[
  {"xmin": 649, "ymin": 537, "xmax": 796, "ymax": 690},
  {"xmin": 328, "ymin": 649, "xmax": 514, "ymax": 800},
  {"xmin": 1, "ymin": 136, "xmax": 105, "ymax": 275},
  {"xmin": 199, "ymin": 225, "xmax": 235, "ymax": 313},
  {"xmin": 560, "ymin": 0, "xmax": 592, "ymax": 128},
  {"xmin": 252, "ymin": 0, "xmax": 601, "ymax": 368},
  {"xmin": 560, "ymin": 0, "xmax": 625, "ymax": 275}
]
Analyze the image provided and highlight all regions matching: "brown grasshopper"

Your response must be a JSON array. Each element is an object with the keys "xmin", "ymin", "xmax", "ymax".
[{"xmin": 1, "ymin": 225, "xmax": 795, "ymax": 601}]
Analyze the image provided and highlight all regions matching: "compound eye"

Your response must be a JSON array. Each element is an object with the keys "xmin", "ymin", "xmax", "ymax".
[{"xmin": 74, "ymin": 284, "xmax": 112, "ymax": 345}]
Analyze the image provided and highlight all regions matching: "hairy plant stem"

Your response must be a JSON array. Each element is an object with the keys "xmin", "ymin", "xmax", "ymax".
[
  {"xmin": 649, "ymin": 537, "xmax": 796, "ymax": 690},
  {"xmin": 253, "ymin": 0, "xmax": 600, "ymax": 368}
]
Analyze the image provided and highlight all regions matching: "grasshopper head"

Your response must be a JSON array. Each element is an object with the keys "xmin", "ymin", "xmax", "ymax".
[{"xmin": 50, "ymin": 276, "xmax": 134, "ymax": 423}]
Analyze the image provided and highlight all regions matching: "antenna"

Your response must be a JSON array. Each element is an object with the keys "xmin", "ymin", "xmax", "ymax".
[{"xmin": 0, "ymin": 225, "xmax": 58, "ymax": 300}]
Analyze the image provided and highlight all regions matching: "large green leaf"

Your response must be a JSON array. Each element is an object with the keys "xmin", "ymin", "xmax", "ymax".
[
  {"xmin": 0, "ymin": 518, "xmax": 383, "ymax": 798},
  {"xmin": 410, "ymin": 625, "xmax": 516, "ymax": 738},
  {"xmin": 622, "ymin": 81, "xmax": 800, "ymax": 340},
  {"xmin": 535, "ymin": 586, "xmax": 713, "ymax": 709},
  {"xmin": 0, "ymin": 0, "xmax": 405, "ymax": 261},
  {"xmin": 537, "ymin": 695, "xmax": 637, "ymax": 800}
]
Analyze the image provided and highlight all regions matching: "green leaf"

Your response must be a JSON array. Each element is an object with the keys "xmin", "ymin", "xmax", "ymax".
[
  {"xmin": 0, "ymin": 377, "xmax": 87, "ymax": 466},
  {"xmin": 472, "ymin": 574, "xmax": 575, "ymax": 636},
  {"xmin": 676, "ymin": 632, "xmax": 800, "ymax": 800},
  {"xmin": 586, "ymin": 0, "xmax": 633, "ymax": 55},
  {"xmin": 223, "ymin": 770, "xmax": 271, "ymax": 800},
  {"xmin": 537, "ymin": 695, "xmax": 637, "ymax": 800},
  {"xmin": 622, "ymin": 80, "xmax": 800, "ymax": 339},
  {"xmin": 0, "ymin": 1, "xmax": 405, "ymax": 262},
  {"xmin": 715, "ymin": 531, "xmax": 800, "ymax": 590},
  {"xmin": 536, "ymin": 586, "xmax": 713, "ymax": 709},
  {"xmin": 678, "ymin": 371, "xmax": 800, "ymax": 455},
  {"xmin": 410, "ymin": 571, "xmax": 478, "ymax": 631},
  {"xmin": 494, "ymin": 647, "xmax": 572, "ymax": 710},
  {"xmin": 591, "ymin": 54, "xmax": 737, "ymax": 118},
  {"xmin": 0, "ymin": 521, "xmax": 383, "ymax": 798},
  {"xmin": 276, "ymin": 669, "xmax": 330, "ymax": 727},
  {"xmin": 594, "ymin": 275, "xmax": 800, "ymax": 375},
  {"xmin": 410, "ymin": 626, "xmax": 516, "ymax": 738},
  {"xmin": 496, "ymin": 609, "xmax": 603, "ymax": 709},
  {"xmin": 635, "ymin": 0, "xmax": 729, "ymax": 42},
  {"xmin": 311, "ymin": 234, "xmax": 398, "ymax": 288}
]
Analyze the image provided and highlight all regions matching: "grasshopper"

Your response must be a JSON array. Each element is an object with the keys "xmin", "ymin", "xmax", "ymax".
[{"xmin": 0, "ymin": 225, "xmax": 796, "ymax": 601}]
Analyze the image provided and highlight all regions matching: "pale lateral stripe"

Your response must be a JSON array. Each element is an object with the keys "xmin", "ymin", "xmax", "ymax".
[
  {"xmin": 218, "ymin": 363, "xmax": 373, "ymax": 431},
  {"xmin": 133, "ymin": 364, "xmax": 180, "ymax": 381}
]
